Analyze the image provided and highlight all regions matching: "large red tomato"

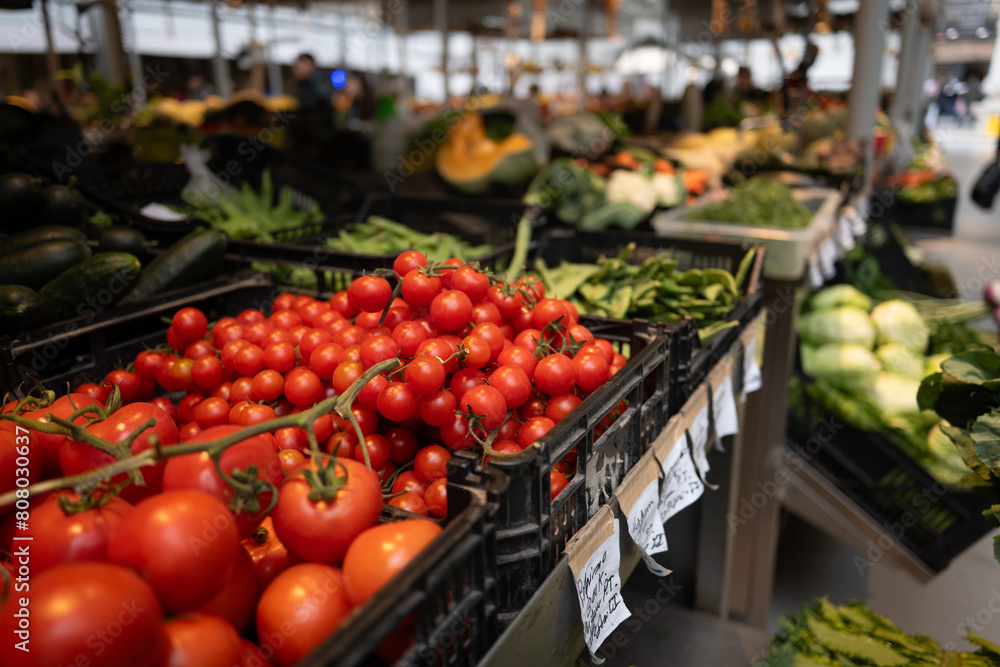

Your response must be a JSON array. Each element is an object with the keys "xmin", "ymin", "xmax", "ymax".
[
  {"xmin": 199, "ymin": 546, "xmax": 259, "ymax": 635},
  {"xmin": 59, "ymin": 402, "xmax": 179, "ymax": 503},
  {"xmin": 0, "ymin": 421, "xmax": 42, "ymax": 516},
  {"xmin": 163, "ymin": 425, "xmax": 282, "ymax": 537},
  {"xmin": 162, "ymin": 613, "xmax": 241, "ymax": 667},
  {"xmin": 342, "ymin": 519, "xmax": 442, "ymax": 607},
  {"xmin": 18, "ymin": 393, "xmax": 103, "ymax": 479},
  {"xmin": 256, "ymin": 564, "xmax": 354, "ymax": 667},
  {"xmin": 108, "ymin": 490, "xmax": 241, "ymax": 614},
  {"xmin": 0, "ymin": 562, "xmax": 166, "ymax": 667},
  {"xmin": 27, "ymin": 491, "xmax": 132, "ymax": 574},
  {"xmin": 271, "ymin": 457, "xmax": 382, "ymax": 563}
]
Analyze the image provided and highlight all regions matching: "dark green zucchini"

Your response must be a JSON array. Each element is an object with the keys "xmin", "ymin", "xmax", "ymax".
[
  {"xmin": 0, "ymin": 284, "xmax": 43, "ymax": 334},
  {"xmin": 37, "ymin": 252, "xmax": 142, "ymax": 322},
  {"xmin": 0, "ymin": 173, "xmax": 44, "ymax": 231},
  {"xmin": 0, "ymin": 226, "xmax": 88, "ymax": 256},
  {"xmin": 0, "ymin": 239, "xmax": 93, "ymax": 289},
  {"xmin": 120, "ymin": 230, "xmax": 226, "ymax": 304},
  {"xmin": 90, "ymin": 226, "xmax": 148, "ymax": 255}
]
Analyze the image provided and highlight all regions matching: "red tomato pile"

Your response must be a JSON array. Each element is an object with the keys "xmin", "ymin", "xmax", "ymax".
[{"xmin": 0, "ymin": 251, "xmax": 627, "ymax": 667}]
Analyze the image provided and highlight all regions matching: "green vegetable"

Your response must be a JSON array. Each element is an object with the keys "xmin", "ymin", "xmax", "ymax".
[
  {"xmin": 867, "ymin": 372, "xmax": 922, "ymax": 416},
  {"xmin": 0, "ymin": 284, "xmax": 43, "ymax": 334},
  {"xmin": 578, "ymin": 201, "xmax": 645, "ymax": 231},
  {"xmin": 505, "ymin": 214, "xmax": 533, "ymax": 284},
  {"xmin": 180, "ymin": 169, "xmax": 323, "ymax": 242},
  {"xmin": 0, "ymin": 238, "xmax": 93, "ymax": 290},
  {"xmin": 37, "ymin": 252, "xmax": 142, "ymax": 322},
  {"xmin": 875, "ymin": 343, "xmax": 925, "ymax": 380},
  {"xmin": 120, "ymin": 229, "xmax": 226, "ymax": 304},
  {"xmin": 809, "ymin": 284, "xmax": 872, "ymax": 312},
  {"xmin": 801, "ymin": 343, "xmax": 881, "ymax": 391},
  {"xmin": 325, "ymin": 216, "xmax": 495, "ymax": 262},
  {"xmin": 689, "ymin": 178, "xmax": 812, "ymax": 229},
  {"xmin": 870, "ymin": 299, "xmax": 929, "ymax": 352},
  {"xmin": 796, "ymin": 306, "xmax": 876, "ymax": 347},
  {"xmin": 0, "ymin": 226, "xmax": 87, "ymax": 256}
]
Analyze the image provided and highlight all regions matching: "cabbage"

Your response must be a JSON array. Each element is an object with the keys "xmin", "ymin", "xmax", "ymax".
[
  {"xmin": 801, "ymin": 343, "xmax": 881, "ymax": 390},
  {"xmin": 875, "ymin": 343, "xmax": 925, "ymax": 380},
  {"xmin": 867, "ymin": 372, "xmax": 921, "ymax": 415},
  {"xmin": 605, "ymin": 170, "xmax": 658, "ymax": 214},
  {"xmin": 651, "ymin": 173, "xmax": 684, "ymax": 207},
  {"xmin": 809, "ymin": 284, "xmax": 872, "ymax": 313},
  {"xmin": 796, "ymin": 306, "xmax": 876, "ymax": 347},
  {"xmin": 870, "ymin": 300, "xmax": 928, "ymax": 352},
  {"xmin": 925, "ymin": 352, "xmax": 950, "ymax": 376}
]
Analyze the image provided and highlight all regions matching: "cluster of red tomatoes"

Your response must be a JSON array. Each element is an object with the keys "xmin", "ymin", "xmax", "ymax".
[{"xmin": 0, "ymin": 251, "xmax": 625, "ymax": 667}]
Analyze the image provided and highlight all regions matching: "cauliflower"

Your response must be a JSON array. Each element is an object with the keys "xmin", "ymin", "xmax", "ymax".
[
  {"xmin": 870, "ymin": 300, "xmax": 929, "ymax": 352},
  {"xmin": 651, "ymin": 172, "xmax": 684, "ymax": 207},
  {"xmin": 809, "ymin": 284, "xmax": 872, "ymax": 313},
  {"xmin": 605, "ymin": 170, "xmax": 658, "ymax": 215}
]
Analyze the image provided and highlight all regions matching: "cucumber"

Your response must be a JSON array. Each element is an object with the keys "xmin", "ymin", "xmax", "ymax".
[
  {"xmin": 120, "ymin": 229, "xmax": 226, "ymax": 304},
  {"xmin": 0, "ymin": 285, "xmax": 43, "ymax": 334},
  {"xmin": 0, "ymin": 226, "xmax": 88, "ymax": 256},
  {"xmin": 0, "ymin": 239, "xmax": 93, "ymax": 289},
  {"xmin": 36, "ymin": 184, "xmax": 84, "ymax": 227},
  {"xmin": 0, "ymin": 173, "xmax": 44, "ymax": 231},
  {"xmin": 37, "ymin": 252, "xmax": 142, "ymax": 323},
  {"xmin": 90, "ymin": 226, "xmax": 148, "ymax": 255}
]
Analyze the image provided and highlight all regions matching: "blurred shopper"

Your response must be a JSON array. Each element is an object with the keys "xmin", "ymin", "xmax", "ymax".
[
  {"xmin": 289, "ymin": 52, "xmax": 336, "ymax": 160},
  {"xmin": 185, "ymin": 74, "xmax": 214, "ymax": 101},
  {"xmin": 292, "ymin": 53, "xmax": 334, "ymax": 110}
]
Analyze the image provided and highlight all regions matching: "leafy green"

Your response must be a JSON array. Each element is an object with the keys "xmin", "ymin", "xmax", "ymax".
[
  {"xmin": 88, "ymin": 211, "xmax": 114, "ymax": 228},
  {"xmin": 689, "ymin": 179, "xmax": 812, "ymax": 229}
]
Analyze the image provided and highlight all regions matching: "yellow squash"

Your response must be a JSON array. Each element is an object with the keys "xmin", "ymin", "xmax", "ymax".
[{"xmin": 435, "ymin": 112, "xmax": 536, "ymax": 195}]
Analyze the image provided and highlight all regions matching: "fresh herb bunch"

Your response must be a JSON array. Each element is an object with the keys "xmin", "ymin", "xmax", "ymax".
[{"xmin": 689, "ymin": 178, "xmax": 812, "ymax": 229}]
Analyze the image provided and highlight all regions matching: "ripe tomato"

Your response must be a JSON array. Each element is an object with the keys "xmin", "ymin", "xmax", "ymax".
[
  {"xmin": 487, "ymin": 284, "xmax": 524, "ymax": 319},
  {"xmin": 550, "ymin": 470, "xmax": 569, "ymax": 499},
  {"xmin": 348, "ymin": 275, "xmax": 393, "ymax": 313},
  {"xmin": 414, "ymin": 445, "xmax": 451, "ymax": 483},
  {"xmin": 449, "ymin": 368, "xmax": 486, "ymax": 398},
  {"xmin": 252, "ymin": 369, "xmax": 285, "ymax": 402},
  {"xmin": 75, "ymin": 381, "xmax": 111, "ymax": 404},
  {"xmin": 438, "ymin": 413, "xmax": 476, "ymax": 450},
  {"xmin": 418, "ymin": 389, "xmax": 458, "ymax": 427},
  {"xmin": 191, "ymin": 355, "xmax": 224, "ymax": 389},
  {"xmin": 429, "ymin": 289, "xmax": 473, "ymax": 332},
  {"xmin": 359, "ymin": 334, "xmax": 400, "ymax": 370},
  {"xmin": 450, "ymin": 266, "xmax": 490, "ymax": 302},
  {"xmin": 393, "ymin": 249, "xmax": 428, "ymax": 275},
  {"xmin": 308, "ymin": 342, "xmax": 345, "ymax": 380},
  {"xmin": 357, "ymin": 372, "xmax": 390, "ymax": 411},
  {"xmin": 389, "ymin": 492, "xmax": 428, "ymax": 516},
  {"xmin": 162, "ymin": 613, "xmax": 241, "ymax": 667},
  {"xmin": 163, "ymin": 425, "xmax": 282, "ymax": 537},
  {"xmin": 0, "ymin": 562, "xmax": 166, "ymax": 667},
  {"xmin": 271, "ymin": 458, "xmax": 382, "ymax": 563},
  {"xmin": 534, "ymin": 353, "xmax": 577, "ymax": 396},
  {"xmin": 460, "ymin": 334, "xmax": 491, "ymax": 368},
  {"xmin": 378, "ymin": 382, "xmax": 419, "ymax": 422},
  {"xmin": 172, "ymin": 307, "xmax": 209, "ymax": 344},
  {"xmin": 489, "ymin": 365, "xmax": 532, "ymax": 409},
  {"xmin": 386, "ymin": 427, "xmax": 418, "ymax": 464},
  {"xmin": 405, "ymin": 356, "xmax": 446, "ymax": 395},
  {"xmin": 242, "ymin": 517, "xmax": 300, "ymax": 590},
  {"xmin": 517, "ymin": 416, "xmax": 557, "ymax": 448},
  {"xmin": 498, "ymin": 345, "xmax": 537, "ymax": 378},
  {"xmin": 194, "ymin": 396, "xmax": 231, "ymax": 429},
  {"xmin": 391, "ymin": 471, "xmax": 427, "ymax": 498},
  {"xmin": 135, "ymin": 350, "xmax": 166, "ymax": 379},
  {"xmin": 532, "ymin": 298, "xmax": 569, "ymax": 329},
  {"xmin": 470, "ymin": 301, "xmax": 502, "ymax": 325},
  {"xmin": 401, "ymin": 269, "xmax": 442, "ymax": 308},
  {"xmin": 27, "ymin": 491, "xmax": 132, "ymax": 574},
  {"xmin": 104, "ymin": 368, "xmax": 144, "ymax": 403},
  {"xmin": 574, "ymin": 351, "xmax": 610, "ymax": 394},
  {"xmin": 18, "ymin": 392, "xmax": 102, "ymax": 479},
  {"xmin": 343, "ymin": 519, "xmax": 442, "ymax": 606},
  {"xmin": 459, "ymin": 384, "xmax": 507, "ymax": 431},
  {"xmin": 108, "ymin": 490, "xmax": 241, "ymax": 614},
  {"xmin": 545, "ymin": 393, "xmax": 583, "ymax": 423},
  {"xmin": 284, "ymin": 368, "xmax": 323, "ymax": 407},
  {"xmin": 424, "ymin": 478, "xmax": 448, "ymax": 517},
  {"xmin": 354, "ymin": 433, "xmax": 391, "ymax": 469},
  {"xmin": 60, "ymin": 402, "xmax": 179, "ymax": 503},
  {"xmin": 237, "ymin": 639, "xmax": 277, "ymax": 667},
  {"xmin": 199, "ymin": 547, "xmax": 260, "ymax": 635},
  {"xmin": 257, "ymin": 564, "xmax": 353, "ymax": 667}
]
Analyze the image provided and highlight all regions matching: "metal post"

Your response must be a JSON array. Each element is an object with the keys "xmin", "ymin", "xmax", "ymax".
[
  {"xmin": 890, "ymin": 0, "xmax": 923, "ymax": 126},
  {"xmin": 124, "ymin": 0, "xmax": 144, "ymax": 105},
  {"xmin": 211, "ymin": 0, "xmax": 232, "ymax": 98},
  {"xmin": 267, "ymin": 4, "xmax": 282, "ymax": 96},
  {"xmin": 397, "ymin": 0, "xmax": 409, "ymax": 84},
  {"xmin": 661, "ymin": 0, "xmax": 671, "ymax": 98},
  {"xmin": 911, "ymin": 25, "xmax": 934, "ymax": 125},
  {"xmin": 435, "ymin": 0, "xmax": 449, "ymax": 100},
  {"xmin": 846, "ymin": 0, "xmax": 891, "ymax": 175},
  {"xmin": 577, "ymin": 0, "xmax": 590, "ymax": 107}
]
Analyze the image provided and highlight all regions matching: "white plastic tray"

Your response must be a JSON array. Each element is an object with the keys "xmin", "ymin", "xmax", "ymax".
[{"xmin": 651, "ymin": 186, "xmax": 841, "ymax": 281}]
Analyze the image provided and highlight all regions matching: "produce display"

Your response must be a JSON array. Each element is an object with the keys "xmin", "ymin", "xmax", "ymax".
[
  {"xmin": 795, "ymin": 283, "xmax": 987, "ymax": 486},
  {"xmin": 758, "ymin": 598, "xmax": 1000, "ymax": 666},
  {"xmin": 535, "ymin": 243, "xmax": 757, "ymax": 339},
  {"xmin": 524, "ymin": 154, "xmax": 697, "ymax": 231},
  {"xmin": 181, "ymin": 169, "xmax": 324, "ymax": 242},
  {"xmin": 889, "ymin": 142, "xmax": 957, "ymax": 204},
  {"xmin": 435, "ymin": 112, "xmax": 538, "ymax": 195},
  {"xmin": 686, "ymin": 178, "xmax": 813, "ymax": 229},
  {"xmin": 0, "ymin": 246, "xmax": 634, "ymax": 665},
  {"xmin": 324, "ymin": 215, "xmax": 496, "ymax": 260},
  {"xmin": 0, "ymin": 190, "xmax": 228, "ymax": 334}
]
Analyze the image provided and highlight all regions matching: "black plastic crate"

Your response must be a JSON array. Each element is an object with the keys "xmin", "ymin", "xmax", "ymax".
[
  {"xmin": 12, "ymin": 136, "xmax": 365, "ymax": 241},
  {"xmin": 304, "ymin": 460, "xmax": 506, "ymax": 667},
  {"xmin": 894, "ymin": 195, "xmax": 957, "ymax": 232},
  {"xmin": 534, "ymin": 227, "xmax": 765, "ymax": 413},
  {"xmin": 452, "ymin": 315, "xmax": 673, "ymax": 628},
  {"xmin": 787, "ymin": 381, "xmax": 993, "ymax": 573},
  {"xmin": 0, "ymin": 271, "xmax": 279, "ymax": 398}
]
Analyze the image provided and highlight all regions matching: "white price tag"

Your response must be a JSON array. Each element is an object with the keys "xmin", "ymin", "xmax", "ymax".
[
  {"xmin": 850, "ymin": 209, "xmax": 867, "ymax": 236},
  {"xmin": 713, "ymin": 374, "xmax": 739, "ymax": 439},
  {"xmin": 743, "ymin": 335, "xmax": 763, "ymax": 396},
  {"xmin": 657, "ymin": 438, "xmax": 705, "ymax": 523},
  {"xmin": 838, "ymin": 217, "xmax": 855, "ymax": 252},
  {"xmin": 689, "ymin": 405, "xmax": 711, "ymax": 474},
  {"xmin": 808, "ymin": 251, "xmax": 824, "ymax": 290},
  {"xmin": 569, "ymin": 511, "xmax": 631, "ymax": 661},
  {"xmin": 624, "ymin": 478, "xmax": 670, "ymax": 576},
  {"xmin": 818, "ymin": 236, "xmax": 837, "ymax": 279}
]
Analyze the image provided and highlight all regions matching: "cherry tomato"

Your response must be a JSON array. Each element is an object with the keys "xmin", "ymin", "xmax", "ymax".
[
  {"xmin": 489, "ymin": 365, "xmax": 532, "ymax": 409},
  {"xmin": 393, "ymin": 250, "xmax": 428, "ymax": 276},
  {"xmin": 534, "ymin": 353, "xmax": 577, "ymax": 396},
  {"xmin": 550, "ymin": 470, "xmax": 569, "ymax": 499},
  {"xmin": 162, "ymin": 613, "xmax": 241, "ymax": 667},
  {"xmin": 517, "ymin": 416, "xmax": 557, "ymax": 448},
  {"xmin": 429, "ymin": 289, "xmax": 473, "ymax": 332},
  {"xmin": 391, "ymin": 471, "xmax": 427, "ymax": 498},
  {"xmin": 424, "ymin": 478, "xmax": 447, "ymax": 517},
  {"xmin": 414, "ymin": 445, "xmax": 451, "ymax": 483},
  {"xmin": 389, "ymin": 492, "xmax": 428, "ymax": 516},
  {"xmin": 348, "ymin": 275, "xmax": 393, "ymax": 313}
]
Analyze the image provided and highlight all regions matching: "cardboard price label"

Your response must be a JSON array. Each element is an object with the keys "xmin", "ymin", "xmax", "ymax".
[
  {"xmin": 653, "ymin": 417, "xmax": 704, "ymax": 523},
  {"xmin": 568, "ymin": 507, "xmax": 631, "ymax": 661},
  {"xmin": 617, "ymin": 456, "xmax": 670, "ymax": 577},
  {"xmin": 740, "ymin": 321, "xmax": 763, "ymax": 396},
  {"xmin": 709, "ymin": 356, "xmax": 738, "ymax": 440},
  {"xmin": 684, "ymin": 385, "xmax": 711, "ymax": 476}
]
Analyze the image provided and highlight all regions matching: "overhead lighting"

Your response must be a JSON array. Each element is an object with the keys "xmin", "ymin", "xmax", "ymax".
[
  {"xmin": 976, "ymin": 26, "xmax": 990, "ymax": 39},
  {"xmin": 531, "ymin": 0, "xmax": 547, "ymax": 41},
  {"xmin": 945, "ymin": 27, "xmax": 959, "ymax": 40}
]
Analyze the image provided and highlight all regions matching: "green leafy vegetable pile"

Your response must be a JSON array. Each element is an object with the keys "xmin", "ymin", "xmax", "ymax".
[
  {"xmin": 181, "ymin": 170, "xmax": 323, "ymax": 242},
  {"xmin": 758, "ymin": 598, "xmax": 1000, "ymax": 666},
  {"xmin": 324, "ymin": 216, "xmax": 495, "ymax": 260},
  {"xmin": 919, "ymin": 349, "xmax": 1000, "ymax": 563},
  {"xmin": 689, "ymin": 178, "xmax": 812, "ymax": 229},
  {"xmin": 533, "ymin": 243, "xmax": 756, "ymax": 340}
]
